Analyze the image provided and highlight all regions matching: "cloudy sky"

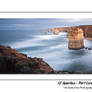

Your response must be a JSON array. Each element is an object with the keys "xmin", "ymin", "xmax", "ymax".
[{"xmin": 0, "ymin": 18, "xmax": 92, "ymax": 30}]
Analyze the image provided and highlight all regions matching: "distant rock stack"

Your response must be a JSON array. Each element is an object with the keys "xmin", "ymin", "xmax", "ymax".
[
  {"xmin": 53, "ymin": 28, "xmax": 59, "ymax": 35},
  {"xmin": 68, "ymin": 27, "xmax": 84, "ymax": 49}
]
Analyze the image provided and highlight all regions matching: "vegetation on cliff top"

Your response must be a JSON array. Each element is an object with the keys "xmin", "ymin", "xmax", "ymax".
[{"xmin": 0, "ymin": 45, "xmax": 54, "ymax": 74}]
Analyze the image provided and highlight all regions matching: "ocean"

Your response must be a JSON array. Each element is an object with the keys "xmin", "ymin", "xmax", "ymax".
[{"xmin": 1, "ymin": 18, "xmax": 92, "ymax": 73}]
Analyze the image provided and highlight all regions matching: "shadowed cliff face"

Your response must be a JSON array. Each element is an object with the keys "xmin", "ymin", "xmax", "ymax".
[
  {"xmin": 68, "ymin": 27, "xmax": 84, "ymax": 49},
  {"xmin": 84, "ymin": 26, "xmax": 92, "ymax": 37},
  {"xmin": 0, "ymin": 45, "xmax": 54, "ymax": 74}
]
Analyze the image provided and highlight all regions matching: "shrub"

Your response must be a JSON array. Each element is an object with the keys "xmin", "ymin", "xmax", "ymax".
[{"xmin": 0, "ymin": 56, "xmax": 17, "ymax": 73}]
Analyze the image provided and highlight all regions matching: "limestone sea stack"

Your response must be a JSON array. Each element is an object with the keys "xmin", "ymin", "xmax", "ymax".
[{"xmin": 68, "ymin": 27, "xmax": 84, "ymax": 49}]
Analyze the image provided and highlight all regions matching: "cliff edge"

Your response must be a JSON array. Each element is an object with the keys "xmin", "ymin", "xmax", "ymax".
[{"xmin": 0, "ymin": 45, "xmax": 54, "ymax": 74}]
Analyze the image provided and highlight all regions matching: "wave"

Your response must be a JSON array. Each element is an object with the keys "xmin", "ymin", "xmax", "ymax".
[
  {"xmin": 10, "ymin": 32, "xmax": 67, "ymax": 49},
  {"xmin": 11, "ymin": 39, "xmax": 44, "ymax": 49},
  {"xmin": 20, "ymin": 44, "xmax": 68, "ymax": 56},
  {"xmin": 36, "ymin": 35, "xmax": 58, "ymax": 40},
  {"xmin": 36, "ymin": 32, "xmax": 67, "ymax": 40},
  {"xmin": 50, "ymin": 44, "xmax": 67, "ymax": 49},
  {"xmin": 84, "ymin": 39, "xmax": 92, "ymax": 47}
]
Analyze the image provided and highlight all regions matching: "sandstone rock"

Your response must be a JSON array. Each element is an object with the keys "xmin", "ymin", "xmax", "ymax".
[
  {"xmin": 68, "ymin": 27, "xmax": 84, "ymax": 49},
  {"xmin": 45, "ymin": 25, "xmax": 92, "ymax": 39},
  {"xmin": 84, "ymin": 26, "xmax": 92, "ymax": 37},
  {"xmin": 53, "ymin": 28, "xmax": 59, "ymax": 35}
]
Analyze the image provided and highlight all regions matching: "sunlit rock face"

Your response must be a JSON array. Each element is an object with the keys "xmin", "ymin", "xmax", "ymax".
[
  {"xmin": 53, "ymin": 28, "xmax": 60, "ymax": 35},
  {"xmin": 68, "ymin": 27, "xmax": 84, "ymax": 49},
  {"xmin": 45, "ymin": 25, "xmax": 92, "ymax": 37}
]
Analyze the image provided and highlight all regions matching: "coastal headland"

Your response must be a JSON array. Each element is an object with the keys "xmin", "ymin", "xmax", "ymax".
[
  {"xmin": 45, "ymin": 25, "xmax": 92, "ymax": 50},
  {"xmin": 45, "ymin": 25, "xmax": 92, "ymax": 39}
]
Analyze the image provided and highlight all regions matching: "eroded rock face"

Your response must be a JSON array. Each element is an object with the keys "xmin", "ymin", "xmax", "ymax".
[
  {"xmin": 0, "ymin": 45, "xmax": 54, "ymax": 74},
  {"xmin": 53, "ymin": 28, "xmax": 60, "ymax": 35},
  {"xmin": 45, "ymin": 25, "xmax": 92, "ymax": 38},
  {"xmin": 45, "ymin": 27, "xmax": 71, "ymax": 35},
  {"xmin": 84, "ymin": 26, "xmax": 92, "ymax": 37},
  {"xmin": 68, "ymin": 27, "xmax": 84, "ymax": 49},
  {"xmin": 53, "ymin": 27, "xmax": 70, "ymax": 33}
]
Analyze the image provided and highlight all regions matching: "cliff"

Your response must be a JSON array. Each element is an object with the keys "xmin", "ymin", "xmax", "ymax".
[
  {"xmin": 46, "ymin": 25, "xmax": 92, "ymax": 38},
  {"xmin": 0, "ymin": 45, "xmax": 54, "ymax": 74},
  {"xmin": 53, "ymin": 27, "xmax": 71, "ymax": 34},
  {"xmin": 82, "ymin": 25, "xmax": 92, "ymax": 38},
  {"xmin": 1, "ymin": 45, "xmax": 92, "ymax": 74},
  {"xmin": 45, "ymin": 27, "xmax": 71, "ymax": 35}
]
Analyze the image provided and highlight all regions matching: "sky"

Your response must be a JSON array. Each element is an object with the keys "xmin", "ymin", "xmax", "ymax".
[{"xmin": 0, "ymin": 18, "xmax": 92, "ymax": 31}]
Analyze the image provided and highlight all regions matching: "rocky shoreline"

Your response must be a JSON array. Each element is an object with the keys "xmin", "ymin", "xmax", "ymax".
[
  {"xmin": 0, "ymin": 45, "xmax": 54, "ymax": 74},
  {"xmin": 0, "ymin": 45, "xmax": 92, "ymax": 74}
]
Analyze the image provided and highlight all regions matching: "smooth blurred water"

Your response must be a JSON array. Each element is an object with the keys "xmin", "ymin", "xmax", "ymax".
[{"xmin": 1, "ymin": 19, "xmax": 92, "ymax": 73}]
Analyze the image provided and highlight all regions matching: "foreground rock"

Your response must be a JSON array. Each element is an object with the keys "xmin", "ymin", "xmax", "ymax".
[
  {"xmin": 1, "ymin": 45, "xmax": 92, "ymax": 74},
  {"xmin": 52, "ymin": 71, "xmax": 82, "ymax": 74},
  {"xmin": 0, "ymin": 45, "xmax": 54, "ymax": 74}
]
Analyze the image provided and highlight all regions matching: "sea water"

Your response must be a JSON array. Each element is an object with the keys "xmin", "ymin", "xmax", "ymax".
[{"xmin": 0, "ymin": 19, "xmax": 92, "ymax": 73}]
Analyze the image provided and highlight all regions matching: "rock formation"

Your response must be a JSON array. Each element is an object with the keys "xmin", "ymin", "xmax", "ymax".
[
  {"xmin": 53, "ymin": 28, "xmax": 60, "ymax": 35},
  {"xmin": 84, "ymin": 26, "xmax": 92, "ymax": 38},
  {"xmin": 45, "ymin": 25, "xmax": 92, "ymax": 49},
  {"xmin": 0, "ymin": 45, "xmax": 54, "ymax": 74},
  {"xmin": 45, "ymin": 27, "xmax": 71, "ymax": 35},
  {"xmin": 53, "ymin": 27, "xmax": 71, "ymax": 32},
  {"xmin": 68, "ymin": 27, "xmax": 84, "ymax": 49},
  {"xmin": 45, "ymin": 25, "xmax": 92, "ymax": 38},
  {"xmin": 1, "ymin": 45, "xmax": 92, "ymax": 74}
]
